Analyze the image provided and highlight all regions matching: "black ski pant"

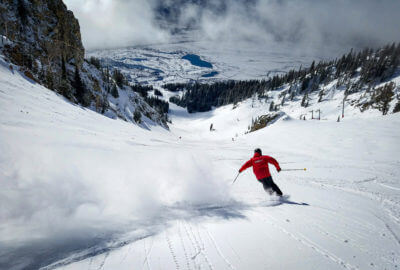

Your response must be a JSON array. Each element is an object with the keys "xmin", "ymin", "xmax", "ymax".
[{"xmin": 258, "ymin": 176, "xmax": 283, "ymax": 196}]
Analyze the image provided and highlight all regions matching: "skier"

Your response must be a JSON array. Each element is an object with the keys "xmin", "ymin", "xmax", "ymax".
[{"xmin": 238, "ymin": 148, "xmax": 283, "ymax": 196}]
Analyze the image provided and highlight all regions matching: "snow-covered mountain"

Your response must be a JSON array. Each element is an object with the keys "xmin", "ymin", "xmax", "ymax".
[{"xmin": 1, "ymin": 1, "xmax": 400, "ymax": 269}]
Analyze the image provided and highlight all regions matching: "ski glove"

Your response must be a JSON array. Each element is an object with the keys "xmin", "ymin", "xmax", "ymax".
[{"xmin": 277, "ymin": 168, "xmax": 281, "ymax": 172}]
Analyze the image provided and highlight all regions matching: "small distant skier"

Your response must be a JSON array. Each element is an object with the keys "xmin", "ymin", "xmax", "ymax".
[{"xmin": 239, "ymin": 148, "xmax": 283, "ymax": 196}]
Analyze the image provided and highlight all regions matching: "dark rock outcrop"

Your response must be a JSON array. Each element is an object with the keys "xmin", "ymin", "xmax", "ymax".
[
  {"xmin": 0, "ymin": 0, "xmax": 169, "ymax": 129},
  {"xmin": 0, "ymin": 0, "xmax": 84, "ymax": 68}
]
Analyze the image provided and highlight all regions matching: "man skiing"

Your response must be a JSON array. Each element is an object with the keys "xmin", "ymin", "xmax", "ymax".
[{"xmin": 239, "ymin": 148, "xmax": 283, "ymax": 196}]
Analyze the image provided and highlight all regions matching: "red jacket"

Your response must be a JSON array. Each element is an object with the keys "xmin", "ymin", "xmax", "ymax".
[{"xmin": 239, "ymin": 152, "xmax": 281, "ymax": 180}]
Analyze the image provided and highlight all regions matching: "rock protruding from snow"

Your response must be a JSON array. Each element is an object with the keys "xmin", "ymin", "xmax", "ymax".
[{"xmin": 247, "ymin": 112, "xmax": 286, "ymax": 133}]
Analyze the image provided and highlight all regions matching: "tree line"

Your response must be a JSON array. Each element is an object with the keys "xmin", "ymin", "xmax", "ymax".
[{"xmin": 166, "ymin": 43, "xmax": 400, "ymax": 114}]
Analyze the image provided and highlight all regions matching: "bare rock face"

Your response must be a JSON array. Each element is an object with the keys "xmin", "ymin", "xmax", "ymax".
[
  {"xmin": 0, "ymin": 0, "xmax": 84, "ymax": 68},
  {"xmin": 0, "ymin": 0, "xmax": 169, "ymax": 129}
]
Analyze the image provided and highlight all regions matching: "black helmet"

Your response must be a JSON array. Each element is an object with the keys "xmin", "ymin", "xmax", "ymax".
[{"xmin": 254, "ymin": 148, "xmax": 262, "ymax": 155}]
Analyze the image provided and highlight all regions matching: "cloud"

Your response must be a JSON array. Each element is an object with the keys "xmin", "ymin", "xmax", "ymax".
[
  {"xmin": 190, "ymin": 0, "xmax": 400, "ymax": 52},
  {"xmin": 254, "ymin": 0, "xmax": 400, "ymax": 49},
  {"xmin": 64, "ymin": 0, "xmax": 400, "ymax": 54},
  {"xmin": 64, "ymin": 0, "xmax": 170, "ymax": 49}
]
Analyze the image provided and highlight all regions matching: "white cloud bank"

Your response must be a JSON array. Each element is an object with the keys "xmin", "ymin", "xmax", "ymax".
[
  {"xmin": 64, "ymin": 0, "xmax": 400, "ymax": 52},
  {"xmin": 64, "ymin": 0, "xmax": 170, "ymax": 49}
]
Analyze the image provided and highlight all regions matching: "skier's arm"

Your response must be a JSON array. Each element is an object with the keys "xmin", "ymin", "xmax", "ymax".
[
  {"xmin": 239, "ymin": 159, "xmax": 252, "ymax": 173},
  {"xmin": 265, "ymin": 156, "xmax": 281, "ymax": 172}
]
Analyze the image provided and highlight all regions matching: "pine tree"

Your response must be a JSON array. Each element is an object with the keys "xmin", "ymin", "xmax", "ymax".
[
  {"xmin": 18, "ymin": 0, "xmax": 28, "ymax": 25},
  {"xmin": 289, "ymin": 91, "xmax": 295, "ymax": 101},
  {"xmin": 154, "ymin": 89, "xmax": 163, "ymax": 96},
  {"xmin": 269, "ymin": 101, "xmax": 275, "ymax": 111},
  {"xmin": 101, "ymin": 92, "xmax": 108, "ymax": 113},
  {"xmin": 113, "ymin": 69, "xmax": 125, "ymax": 87},
  {"xmin": 393, "ymin": 100, "xmax": 400, "ymax": 113},
  {"xmin": 318, "ymin": 90, "xmax": 324, "ymax": 102},
  {"xmin": 301, "ymin": 77, "xmax": 310, "ymax": 93},
  {"xmin": 133, "ymin": 109, "xmax": 142, "ymax": 123},
  {"xmin": 374, "ymin": 82, "xmax": 395, "ymax": 115},
  {"xmin": 111, "ymin": 84, "xmax": 119, "ymax": 98},
  {"xmin": 301, "ymin": 94, "xmax": 308, "ymax": 107},
  {"xmin": 309, "ymin": 60, "xmax": 315, "ymax": 74},
  {"xmin": 89, "ymin": 57, "xmax": 101, "ymax": 69}
]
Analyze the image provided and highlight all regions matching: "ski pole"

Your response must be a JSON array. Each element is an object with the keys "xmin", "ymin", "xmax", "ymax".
[
  {"xmin": 232, "ymin": 172, "xmax": 240, "ymax": 185},
  {"xmin": 281, "ymin": 168, "xmax": 307, "ymax": 171}
]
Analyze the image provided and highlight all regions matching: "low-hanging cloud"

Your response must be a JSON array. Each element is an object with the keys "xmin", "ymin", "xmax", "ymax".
[
  {"xmin": 188, "ymin": 0, "xmax": 400, "ymax": 53},
  {"xmin": 64, "ymin": 0, "xmax": 170, "ymax": 49},
  {"xmin": 64, "ymin": 0, "xmax": 400, "ymax": 54}
]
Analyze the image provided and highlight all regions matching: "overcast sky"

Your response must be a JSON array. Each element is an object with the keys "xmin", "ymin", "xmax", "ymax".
[{"xmin": 64, "ymin": 0, "xmax": 400, "ymax": 53}]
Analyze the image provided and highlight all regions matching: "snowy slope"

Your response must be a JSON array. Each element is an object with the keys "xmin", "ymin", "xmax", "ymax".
[
  {"xmin": 0, "ymin": 56, "xmax": 230, "ymax": 269},
  {"xmin": 1, "ymin": 54, "xmax": 400, "ymax": 270}
]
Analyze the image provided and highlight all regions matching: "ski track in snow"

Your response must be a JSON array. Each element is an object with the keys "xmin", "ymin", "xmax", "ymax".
[
  {"xmin": 142, "ymin": 238, "xmax": 153, "ymax": 270},
  {"xmin": 96, "ymin": 252, "xmax": 109, "ymax": 270},
  {"xmin": 261, "ymin": 213, "xmax": 357, "ymax": 270},
  {"xmin": 337, "ymin": 181, "xmax": 400, "ymax": 227},
  {"xmin": 182, "ymin": 221, "xmax": 200, "ymax": 269},
  {"xmin": 165, "ymin": 230, "xmax": 180, "ymax": 270},
  {"xmin": 189, "ymin": 223, "xmax": 214, "ymax": 270},
  {"xmin": 374, "ymin": 214, "xmax": 400, "ymax": 246},
  {"xmin": 177, "ymin": 221, "xmax": 192, "ymax": 270},
  {"xmin": 205, "ymin": 229, "xmax": 235, "ymax": 270}
]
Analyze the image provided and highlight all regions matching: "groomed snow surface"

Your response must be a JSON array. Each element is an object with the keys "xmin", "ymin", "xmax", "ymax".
[{"xmin": 1, "ymin": 56, "xmax": 400, "ymax": 270}]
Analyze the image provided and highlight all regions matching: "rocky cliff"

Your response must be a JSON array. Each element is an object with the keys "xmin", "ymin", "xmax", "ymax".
[
  {"xmin": 0, "ymin": 0, "xmax": 84, "ymax": 69},
  {"xmin": 0, "ymin": 0, "xmax": 169, "ymax": 129}
]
